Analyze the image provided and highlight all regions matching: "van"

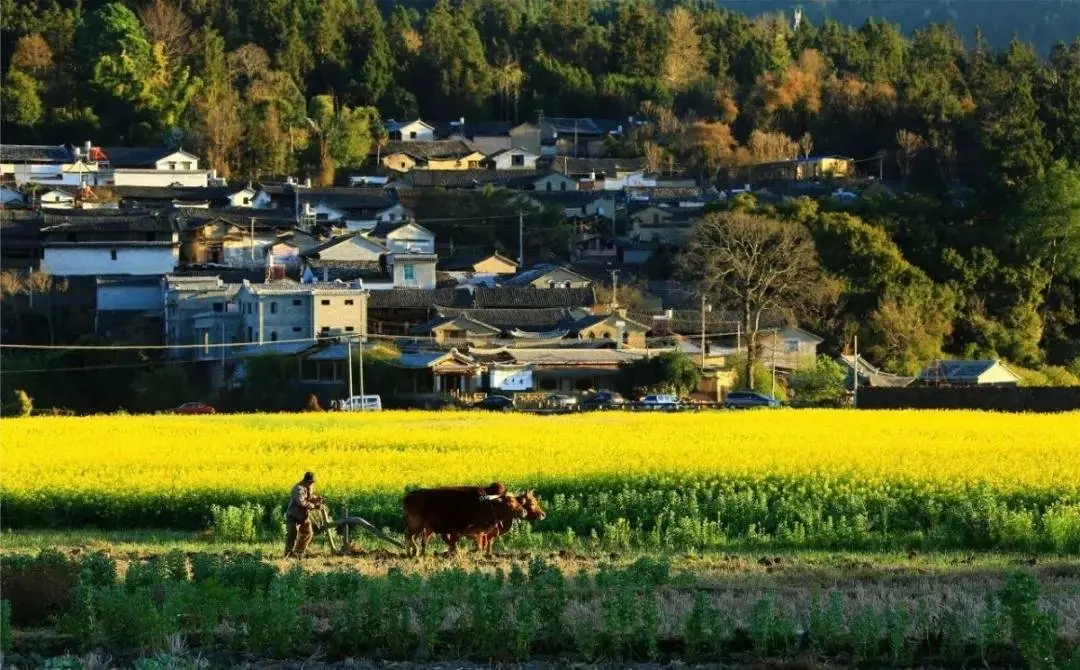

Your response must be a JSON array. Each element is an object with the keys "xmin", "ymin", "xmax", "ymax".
[
  {"xmin": 640, "ymin": 393, "xmax": 680, "ymax": 410},
  {"xmin": 339, "ymin": 395, "xmax": 382, "ymax": 411}
]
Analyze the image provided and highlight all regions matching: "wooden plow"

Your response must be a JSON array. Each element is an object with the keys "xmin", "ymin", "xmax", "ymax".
[{"xmin": 311, "ymin": 505, "xmax": 407, "ymax": 553}]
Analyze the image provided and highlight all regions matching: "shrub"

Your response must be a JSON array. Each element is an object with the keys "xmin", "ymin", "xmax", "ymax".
[
  {"xmin": 0, "ymin": 549, "xmax": 80, "ymax": 626},
  {"xmin": 208, "ymin": 504, "xmax": 263, "ymax": 543},
  {"xmin": 789, "ymin": 355, "xmax": 848, "ymax": 404}
]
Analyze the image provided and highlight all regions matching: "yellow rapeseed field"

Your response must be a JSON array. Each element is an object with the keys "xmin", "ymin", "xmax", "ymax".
[{"xmin": 2, "ymin": 410, "xmax": 1078, "ymax": 542}]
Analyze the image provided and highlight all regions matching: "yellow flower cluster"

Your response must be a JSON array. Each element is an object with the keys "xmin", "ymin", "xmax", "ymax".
[{"xmin": 3, "ymin": 410, "xmax": 1077, "ymax": 505}]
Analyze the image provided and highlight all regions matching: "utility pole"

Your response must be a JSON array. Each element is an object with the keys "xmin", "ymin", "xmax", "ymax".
[
  {"xmin": 699, "ymin": 295, "xmax": 709, "ymax": 371},
  {"xmin": 250, "ymin": 217, "xmax": 255, "ymax": 262},
  {"xmin": 852, "ymin": 335, "xmax": 859, "ymax": 408},
  {"xmin": 518, "ymin": 210, "xmax": 524, "ymax": 267},
  {"xmin": 346, "ymin": 338, "xmax": 354, "ymax": 401},
  {"xmin": 609, "ymin": 268, "xmax": 619, "ymax": 311},
  {"xmin": 358, "ymin": 335, "xmax": 365, "ymax": 403},
  {"xmin": 770, "ymin": 330, "xmax": 777, "ymax": 399}
]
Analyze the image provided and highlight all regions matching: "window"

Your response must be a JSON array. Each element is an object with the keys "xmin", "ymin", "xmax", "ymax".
[
  {"xmin": 109, "ymin": 249, "xmax": 118, "ymax": 261},
  {"xmin": 468, "ymin": 161, "xmax": 479, "ymax": 169},
  {"xmin": 168, "ymin": 162, "xmax": 177, "ymax": 170},
  {"xmin": 247, "ymin": 326, "xmax": 253, "ymax": 341},
  {"xmin": 548, "ymin": 280, "xmax": 556, "ymax": 288},
  {"xmin": 546, "ymin": 181, "xmax": 552, "ymax": 192},
  {"xmin": 653, "ymin": 213, "xmax": 660, "ymax": 224},
  {"xmin": 622, "ymin": 332, "xmax": 630, "ymax": 344},
  {"xmin": 409, "ymin": 131, "xmax": 417, "ymax": 139},
  {"xmin": 182, "ymin": 161, "xmax": 192, "ymax": 170},
  {"xmin": 270, "ymin": 331, "xmax": 278, "ymax": 342},
  {"xmin": 321, "ymin": 299, "xmax": 330, "ymax": 305},
  {"xmin": 345, "ymin": 299, "xmax": 354, "ymax": 306},
  {"xmin": 320, "ymin": 326, "xmax": 330, "ymax": 334},
  {"xmin": 511, "ymin": 154, "xmax": 525, "ymax": 167},
  {"xmin": 243, "ymin": 197, "xmax": 250, "ymax": 205},
  {"xmin": 292, "ymin": 326, "xmax": 302, "ymax": 333},
  {"xmin": 292, "ymin": 299, "xmax": 301, "ymax": 306},
  {"xmin": 212, "ymin": 302, "xmax": 224, "ymax": 313},
  {"xmin": 345, "ymin": 326, "xmax": 354, "ymax": 332},
  {"xmin": 588, "ymin": 332, "xmax": 596, "ymax": 340},
  {"xmin": 785, "ymin": 340, "xmax": 799, "ymax": 353},
  {"xmin": 270, "ymin": 302, "xmax": 277, "ymax": 314},
  {"xmin": 399, "ymin": 161, "xmax": 407, "ymax": 169},
  {"xmin": 403, "ymin": 264, "xmax": 415, "ymax": 281},
  {"xmin": 560, "ymin": 181, "xmax": 567, "ymax": 191}
]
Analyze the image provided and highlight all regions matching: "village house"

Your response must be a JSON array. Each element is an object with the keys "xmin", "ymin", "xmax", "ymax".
[
  {"xmin": 757, "ymin": 326, "xmax": 827, "ymax": 371},
  {"xmin": 178, "ymin": 213, "xmax": 304, "ymax": 267},
  {"xmin": 40, "ymin": 212, "xmax": 179, "ymax": 276},
  {"xmin": 382, "ymin": 221, "xmax": 438, "ymax": 290},
  {"xmin": 915, "ymin": 360, "xmax": 1021, "ymax": 387},
  {"xmin": 530, "ymin": 172, "xmax": 579, "ymax": 192},
  {"xmin": 482, "ymin": 147, "xmax": 540, "ymax": 170},
  {"xmin": 236, "ymin": 278, "xmax": 369, "ymax": 344},
  {"xmin": 754, "ymin": 155, "xmax": 855, "ymax": 181},
  {"xmin": 385, "ymin": 119, "xmax": 436, "ymax": 142},
  {"xmin": 381, "ymin": 140, "xmax": 485, "ymax": 172},
  {"xmin": 437, "ymin": 252, "xmax": 519, "ymax": 276},
  {"xmin": 506, "ymin": 264, "xmax": 594, "ymax": 289},
  {"xmin": 299, "ymin": 233, "xmax": 390, "ymax": 285},
  {"xmin": 101, "ymin": 147, "xmax": 210, "ymax": 187}
]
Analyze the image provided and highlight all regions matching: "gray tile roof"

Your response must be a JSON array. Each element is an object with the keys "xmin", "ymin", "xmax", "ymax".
[
  {"xmin": 384, "ymin": 139, "xmax": 475, "ymax": 160},
  {"xmin": 397, "ymin": 169, "xmax": 547, "ymax": 189},
  {"xmin": 0, "ymin": 144, "xmax": 73, "ymax": 163},
  {"xmin": 101, "ymin": 147, "xmax": 178, "ymax": 168},
  {"xmin": 549, "ymin": 157, "xmax": 646, "ymax": 176},
  {"xmin": 111, "ymin": 186, "xmax": 231, "ymax": 202},
  {"xmin": 473, "ymin": 286, "xmax": 596, "ymax": 308},
  {"xmin": 435, "ymin": 307, "xmax": 575, "ymax": 331},
  {"xmin": 367, "ymin": 287, "xmax": 472, "ymax": 309},
  {"xmin": 41, "ymin": 213, "xmax": 176, "ymax": 233}
]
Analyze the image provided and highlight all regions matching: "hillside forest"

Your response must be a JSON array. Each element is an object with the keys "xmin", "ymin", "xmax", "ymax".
[{"xmin": 1, "ymin": 0, "xmax": 1080, "ymax": 380}]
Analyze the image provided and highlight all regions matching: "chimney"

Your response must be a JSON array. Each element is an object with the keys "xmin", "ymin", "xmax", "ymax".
[{"xmin": 304, "ymin": 177, "xmax": 312, "ymax": 188}]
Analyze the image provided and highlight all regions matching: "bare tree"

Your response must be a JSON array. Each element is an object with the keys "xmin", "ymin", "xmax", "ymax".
[
  {"xmin": 644, "ymin": 141, "xmax": 665, "ymax": 173},
  {"xmin": 679, "ymin": 211, "xmax": 826, "ymax": 389},
  {"xmin": 895, "ymin": 129, "xmax": 926, "ymax": 185},
  {"xmin": 139, "ymin": 0, "xmax": 193, "ymax": 63},
  {"xmin": 798, "ymin": 131, "xmax": 814, "ymax": 159}
]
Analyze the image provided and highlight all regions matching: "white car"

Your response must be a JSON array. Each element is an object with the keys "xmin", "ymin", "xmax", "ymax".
[
  {"xmin": 338, "ymin": 395, "xmax": 382, "ymax": 411},
  {"xmin": 640, "ymin": 393, "xmax": 680, "ymax": 410}
]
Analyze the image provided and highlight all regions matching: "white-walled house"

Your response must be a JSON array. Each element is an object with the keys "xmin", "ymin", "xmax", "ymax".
[
  {"xmin": 384, "ymin": 222, "xmax": 437, "ymax": 289},
  {"xmin": 40, "ymin": 215, "xmax": 179, "ymax": 276},
  {"xmin": 227, "ymin": 187, "xmax": 258, "ymax": 208},
  {"xmin": 39, "ymin": 188, "xmax": 77, "ymax": 209},
  {"xmin": 102, "ymin": 147, "xmax": 210, "ymax": 187},
  {"xmin": 386, "ymin": 119, "xmax": 435, "ymax": 142},
  {"xmin": 483, "ymin": 147, "xmax": 540, "ymax": 170}
]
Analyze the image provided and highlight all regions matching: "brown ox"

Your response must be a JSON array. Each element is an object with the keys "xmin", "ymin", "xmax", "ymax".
[
  {"xmin": 402, "ymin": 482, "xmax": 525, "ymax": 557},
  {"xmin": 443, "ymin": 490, "xmax": 547, "ymax": 555}
]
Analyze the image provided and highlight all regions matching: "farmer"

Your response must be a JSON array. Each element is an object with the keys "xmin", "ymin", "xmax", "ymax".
[{"xmin": 284, "ymin": 471, "xmax": 322, "ymax": 558}]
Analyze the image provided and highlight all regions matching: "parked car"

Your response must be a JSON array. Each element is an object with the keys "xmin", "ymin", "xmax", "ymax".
[
  {"xmin": 546, "ymin": 393, "xmax": 578, "ymax": 410},
  {"xmin": 724, "ymin": 391, "xmax": 781, "ymax": 409},
  {"xmin": 172, "ymin": 402, "xmax": 215, "ymax": 415},
  {"xmin": 640, "ymin": 393, "xmax": 680, "ymax": 410},
  {"xmin": 338, "ymin": 395, "xmax": 383, "ymax": 411},
  {"xmin": 472, "ymin": 395, "xmax": 516, "ymax": 411},
  {"xmin": 581, "ymin": 390, "xmax": 625, "ymax": 410}
]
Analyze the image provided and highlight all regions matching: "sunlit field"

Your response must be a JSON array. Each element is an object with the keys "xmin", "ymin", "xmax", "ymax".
[{"xmin": 3, "ymin": 410, "xmax": 1078, "ymax": 550}]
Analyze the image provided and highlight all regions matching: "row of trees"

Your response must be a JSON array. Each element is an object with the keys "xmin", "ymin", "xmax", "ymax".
[
  {"xmin": 3, "ymin": 0, "xmax": 1080, "ymax": 190},
  {"xmin": 678, "ymin": 174, "xmax": 1080, "ymax": 378}
]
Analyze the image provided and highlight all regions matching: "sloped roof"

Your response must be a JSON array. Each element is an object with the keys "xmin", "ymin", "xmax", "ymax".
[
  {"xmin": 838, "ymin": 354, "xmax": 914, "ymax": 388},
  {"xmin": 384, "ymin": 139, "xmax": 474, "ymax": 160},
  {"xmin": 102, "ymin": 147, "xmax": 187, "ymax": 168},
  {"xmin": 497, "ymin": 347, "xmax": 646, "ymax": 366},
  {"xmin": 385, "ymin": 119, "xmax": 434, "ymax": 133},
  {"xmin": 564, "ymin": 313, "xmax": 650, "ymax": 334},
  {"xmin": 437, "ymin": 252, "xmax": 518, "ymax": 272},
  {"xmin": 473, "ymin": 286, "xmax": 596, "ymax": 309},
  {"xmin": 916, "ymin": 359, "xmax": 1020, "ymax": 383},
  {"xmin": 435, "ymin": 306, "xmax": 576, "ymax": 331},
  {"xmin": 549, "ymin": 157, "xmax": 647, "ymax": 176},
  {"xmin": 367, "ymin": 287, "xmax": 472, "ymax": 309},
  {"xmin": 432, "ymin": 121, "xmax": 515, "ymax": 139},
  {"xmin": 0, "ymin": 144, "xmax": 73, "ymax": 163},
  {"xmin": 396, "ymin": 169, "xmax": 547, "ymax": 189},
  {"xmin": 412, "ymin": 314, "xmax": 502, "ymax": 336},
  {"xmin": 505, "ymin": 264, "xmax": 594, "ymax": 286},
  {"xmin": 300, "ymin": 233, "xmax": 387, "ymax": 258},
  {"xmin": 41, "ymin": 213, "xmax": 175, "ymax": 233},
  {"xmin": 112, "ymin": 186, "xmax": 231, "ymax": 202}
]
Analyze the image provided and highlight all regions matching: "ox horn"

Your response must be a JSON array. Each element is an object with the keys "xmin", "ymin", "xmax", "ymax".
[{"xmin": 478, "ymin": 494, "xmax": 502, "ymax": 501}]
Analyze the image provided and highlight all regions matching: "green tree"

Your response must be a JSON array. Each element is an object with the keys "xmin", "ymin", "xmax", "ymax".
[
  {"xmin": 348, "ymin": 0, "xmax": 393, "ymax": 107},
  {"xmin": 1017, "ymin": 161, "xmax": 1080, "ymax": 307},
  {"xmin": 788, "ymin": 355, "xmax": 847, "ymax": 404},
  {"xmin": 419, "ymin": 0, "xmax": 493, "ymax": 117},
  {"xmin": 1, "ymin": 70, "xmax": 43, "ymax": 127},
  {"xmin": 618, "ymin": 351, "xmax": 701, "ymax": 398},
  {"xmin": 189, "ymin": 28, "xmax": 243, "ymax": 178},
  {"xmin": 307, "ymin": 95, "xmax": 378, "ymax": 185}
]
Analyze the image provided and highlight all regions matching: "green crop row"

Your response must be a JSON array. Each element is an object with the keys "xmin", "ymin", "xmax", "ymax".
[{"xmin": 3, "ymin": 550, "xmax": 1079, "ymax": 667}]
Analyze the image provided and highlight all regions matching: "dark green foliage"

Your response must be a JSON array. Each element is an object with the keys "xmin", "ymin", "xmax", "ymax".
[{"xmin": 617, "ymin": 350, "xmax": 701, "ymax": 398}]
